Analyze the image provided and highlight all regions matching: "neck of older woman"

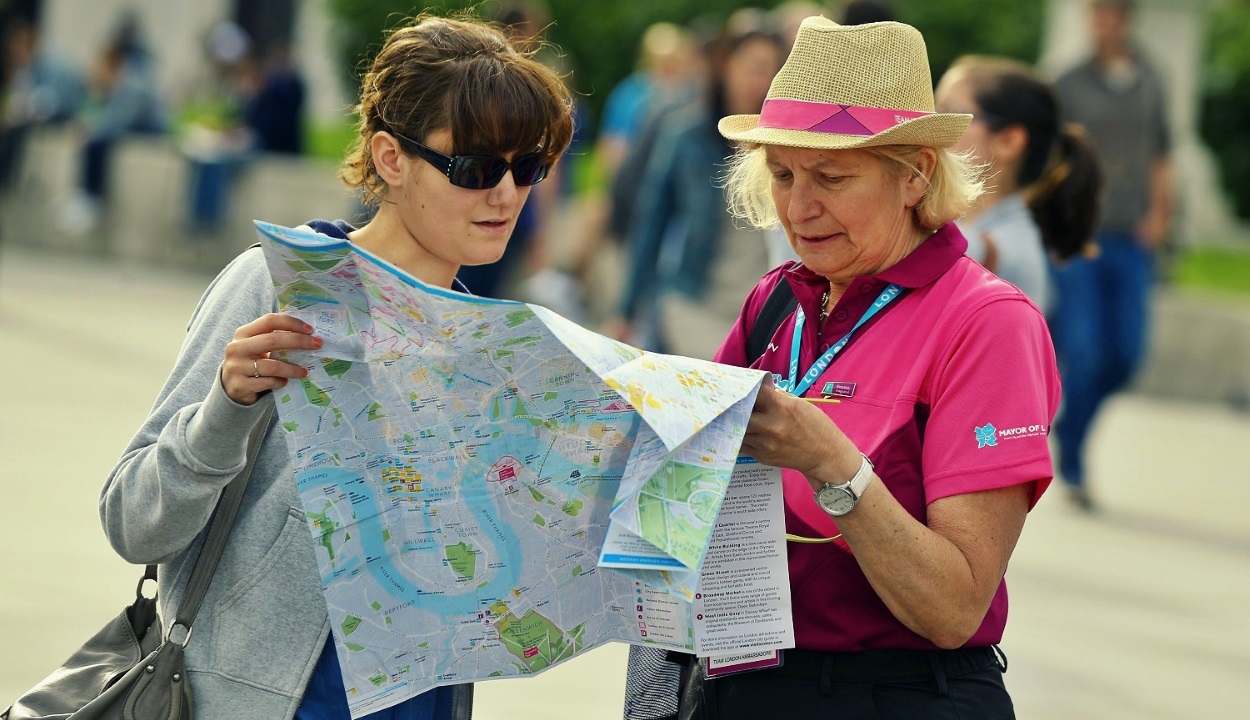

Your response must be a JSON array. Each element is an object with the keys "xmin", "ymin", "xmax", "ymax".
[
  {"xmin": 824, "ymin": 280, "xmax": 851, "ymax": 313},
  {"xmin": 349, "ymin": 207, "xmax": 459, "ymax": 288}
]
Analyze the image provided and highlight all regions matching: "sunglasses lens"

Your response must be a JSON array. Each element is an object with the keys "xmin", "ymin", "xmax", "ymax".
[
  {"xmin": 446, "ymin": 153, "xmax": 547, "ymax": 189},
  {"xmin": 445, "ymin": 157, "xmax": 497, "ymax": 189},
  {"xmin": 512, "ymin": 154, "xmax": 549, "ymax": 186}
]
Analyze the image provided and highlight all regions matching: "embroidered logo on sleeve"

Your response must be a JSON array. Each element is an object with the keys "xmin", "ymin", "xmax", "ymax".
[
  {"xmin": 976, "ymin": 422, "xmax": 1050, "ymax": 448},
  {"xmin": 975, "ymin": 423, "xmax": 998, "ymax": 448}
]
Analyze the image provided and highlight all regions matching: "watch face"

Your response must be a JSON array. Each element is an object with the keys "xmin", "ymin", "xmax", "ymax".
[{"xmin": 816, "ymin": 485, "xmax": 856, "ymax": 516}]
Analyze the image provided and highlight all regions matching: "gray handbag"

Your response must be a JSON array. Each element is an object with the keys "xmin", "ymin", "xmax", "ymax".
[{"xmin": 4, "ymin": 405, "xmax": 273, "ymax": 720}]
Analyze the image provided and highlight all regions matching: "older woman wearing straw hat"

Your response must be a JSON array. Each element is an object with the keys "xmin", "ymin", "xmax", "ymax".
[{"xmin": 631, "ymin": 16, "xmax": 1059, "ymax": 719}]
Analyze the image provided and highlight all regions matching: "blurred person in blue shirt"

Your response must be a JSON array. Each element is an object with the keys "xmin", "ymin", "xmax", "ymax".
[
  {"xmin": 1, "ymin": 16, "xmax": 84, "ymax": 190},
  {"xmin": 610, "ymin": 21, "xmax": 785, "ymax": 357},
  {"xmin": 60, "ymin": 10, "xmax": 167, "ymax": 235},
  {"xmin": 559, "ymin": 21, "xmax": 704, "ymax": 325}
]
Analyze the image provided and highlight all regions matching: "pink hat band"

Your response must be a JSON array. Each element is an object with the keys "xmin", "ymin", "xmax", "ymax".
[{"xmin": 758, "ymin": 97, "xmax": 933, "ymax": 136}]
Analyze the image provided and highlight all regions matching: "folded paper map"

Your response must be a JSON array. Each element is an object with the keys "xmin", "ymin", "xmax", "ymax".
[{"xmin": 257, "ymin": 222, "xmax": 790, "ymax": 717}]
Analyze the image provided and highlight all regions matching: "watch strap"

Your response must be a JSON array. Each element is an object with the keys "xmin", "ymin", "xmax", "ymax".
[{"xmin": 846, "ymin": 453, "xmax": 874, "ymax": 499}]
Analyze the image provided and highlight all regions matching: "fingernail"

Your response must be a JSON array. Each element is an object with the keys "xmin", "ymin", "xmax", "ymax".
[
  {"xmin": 313, "ymin": 337, "xmax": 323, "ymax": 348},
  {"xmin": 304, "ymin": 323, "xmax": 314, "ymax": 332}
]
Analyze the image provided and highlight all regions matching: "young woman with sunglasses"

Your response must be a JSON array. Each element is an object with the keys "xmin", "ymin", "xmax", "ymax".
[{"xmin": 98, "ymin": 14, "xmax": 573, "ymax": 720}]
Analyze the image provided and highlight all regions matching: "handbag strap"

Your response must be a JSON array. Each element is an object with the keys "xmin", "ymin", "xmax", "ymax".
[
  {"xmin": 746, "ymin": 277, "xmax": 797, "ymax": 364},
  {"xmin": 164, "ymin": 399, "xmax": 275, "ymax": 643}
]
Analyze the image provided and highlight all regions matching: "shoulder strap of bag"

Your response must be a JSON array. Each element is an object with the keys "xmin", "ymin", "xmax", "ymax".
[
  {"xmin": 164, "ymin": 399, "xmax": 275, "ymax": 640},
  {"xmin": 745, "ymin": 278, "xmax": 797, "ymax": 364}
]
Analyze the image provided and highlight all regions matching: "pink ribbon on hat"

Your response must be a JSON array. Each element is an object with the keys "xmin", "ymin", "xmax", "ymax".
[{"xmin": 758, "ymin": 97, "xmax": 932, "ymax": 135}]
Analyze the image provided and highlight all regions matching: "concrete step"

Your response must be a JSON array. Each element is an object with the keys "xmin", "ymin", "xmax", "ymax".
[{"xmin": 1136, "ymin": 289, "xmax": 1250, "ymax": 409}]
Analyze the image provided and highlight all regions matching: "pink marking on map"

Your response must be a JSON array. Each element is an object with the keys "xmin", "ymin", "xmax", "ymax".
[
  {"xmin": 359, "ymin": 329, "xmax": 417, "ymax": 357},
  {"xmin": 489, "ymin": 456, "xmax": 523, "ymax": 484}
]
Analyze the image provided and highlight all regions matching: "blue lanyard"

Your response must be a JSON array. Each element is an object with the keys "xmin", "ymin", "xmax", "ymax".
[{"xmin": 776, "ymin": 284, "xmax": 902, "ymax": 396}]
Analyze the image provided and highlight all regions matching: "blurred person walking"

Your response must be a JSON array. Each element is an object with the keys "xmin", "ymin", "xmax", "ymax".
[
  {"xmin": 596, "ymin": 22, "xmax": 700, "ymax": 183},
  {"xmin": 610, "ymin": 22, "xmax": 785, "ymax": 357},
  {"xmin": 97, "ymin": 13, "xmax": 573, "ymax": 719},
  {"xmin": 563, "ymin": 21, "xmax": 702, "ymax": 322},
  {"xmin": 1050, "ymin": 0, "xmax": 1173, "ymax": 511},
  {"xmin": 936, "ymin": 55, "xmax": 1103, "ymax": 313}
]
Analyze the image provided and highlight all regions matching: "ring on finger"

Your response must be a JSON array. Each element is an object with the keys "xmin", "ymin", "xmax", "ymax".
[{"xmin": 253, "ymin": 359, "xmax": 261, "ymax": 379}]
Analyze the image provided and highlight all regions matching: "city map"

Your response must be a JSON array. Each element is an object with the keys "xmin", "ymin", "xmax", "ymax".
[{"xmin": 256, "ymin": 222, "xmax": 776, "ymax": 717}]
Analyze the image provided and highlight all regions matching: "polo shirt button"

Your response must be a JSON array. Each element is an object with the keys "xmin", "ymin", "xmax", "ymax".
[
  {"xmin": 833, "ymin": 310, "xmax": 848, "ymax": 322},
  {"xmin": 860, "ymin": 284, "xmax": 873, "ymax": 293}
]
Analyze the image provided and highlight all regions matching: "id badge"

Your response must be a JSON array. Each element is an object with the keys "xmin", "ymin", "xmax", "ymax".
[{"xmin": 704, "ymin": 649, "xmax": 783, "ymax": 678}]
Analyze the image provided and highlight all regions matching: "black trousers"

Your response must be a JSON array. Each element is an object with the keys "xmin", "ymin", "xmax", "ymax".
[{"xmin": 688, "ymin": 646, "xmax": 1014, "ymax": 720}]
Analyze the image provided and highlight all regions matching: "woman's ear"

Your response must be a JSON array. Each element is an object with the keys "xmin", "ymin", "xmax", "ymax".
[
  {"xmin": 991, "ymin": 125, "xmax": 1028, "ymax": 164},
  {"xmin": 904, "ymin": 147, "xmax": 938, "ymax": 208},
  {"xmin": 372, "ymin": 131, "xmax": 407, "ymax": 189}
]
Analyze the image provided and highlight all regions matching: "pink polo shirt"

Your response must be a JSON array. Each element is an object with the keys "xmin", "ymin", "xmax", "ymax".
[{"xmin": 714, "ymin": 222, "xmax": 1060, "ymax": 652}]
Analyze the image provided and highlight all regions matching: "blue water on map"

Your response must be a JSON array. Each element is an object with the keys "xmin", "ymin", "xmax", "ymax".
[{"xmin": 297, "ymin": 428, "xmax": 620, "ymax": 618}]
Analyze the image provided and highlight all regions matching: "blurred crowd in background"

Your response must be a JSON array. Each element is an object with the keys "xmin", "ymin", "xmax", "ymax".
[
  {"xmin": 1, "ymin": 0, "xmax": 1246, "ymax": 509},
  {"xmin": 0, "ymin": 0, "xmax": 911, "ymax": 298},
  {"xmin": 0, "ymin": 1, "xmax": 306, "ymax": 236}
]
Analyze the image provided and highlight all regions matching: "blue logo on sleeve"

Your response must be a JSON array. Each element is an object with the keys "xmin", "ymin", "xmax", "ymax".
[{"xmin": 975, "ymin": 423, "xmax": 998, "ymax": 448}]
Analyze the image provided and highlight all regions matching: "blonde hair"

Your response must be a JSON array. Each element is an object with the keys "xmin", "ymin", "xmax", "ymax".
[{"xmin": 723, "ymin": 144, "xmax": 984, "ymax": 232}]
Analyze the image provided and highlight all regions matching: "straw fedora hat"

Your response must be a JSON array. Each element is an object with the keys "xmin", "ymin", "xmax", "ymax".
[{"xmin": 719, "ymin": 16, "xmax": 971, "ymax": 150}]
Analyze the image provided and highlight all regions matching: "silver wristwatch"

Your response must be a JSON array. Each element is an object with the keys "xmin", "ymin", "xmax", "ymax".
[{"xmin": 814, "ymin": 454, "xmax": 874, "ymax": 517}]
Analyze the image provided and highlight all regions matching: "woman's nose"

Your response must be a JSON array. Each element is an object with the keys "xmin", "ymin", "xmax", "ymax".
[{"xmin": 786, "ymin": 180, "xmax": 820, "ymax": 225}]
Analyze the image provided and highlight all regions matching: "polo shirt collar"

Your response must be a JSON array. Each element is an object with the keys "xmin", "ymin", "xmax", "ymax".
[
  {"xmin": 876, "ymin": 222, "xmax": 968, "ymax": 288},
  {"xmin": 782, "ymin": 221, "xmax": 969, "ymax": 291}
]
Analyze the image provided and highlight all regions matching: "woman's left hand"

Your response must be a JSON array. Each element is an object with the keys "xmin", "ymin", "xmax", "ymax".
[{"xmin": 740, "ymin": 385, "xmax": 864, "ymax": 488}]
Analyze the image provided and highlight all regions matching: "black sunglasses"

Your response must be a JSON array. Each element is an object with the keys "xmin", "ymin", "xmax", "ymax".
[{"xmin": 390, "ymin": 130, "xmax": 549, "ymax": 190}]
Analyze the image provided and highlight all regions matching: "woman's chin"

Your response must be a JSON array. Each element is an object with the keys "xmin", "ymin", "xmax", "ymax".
[
  {"xmin": 462, "ymin": 239, "xmax": 511, "ymax": 267},
  {"xmin": 796, "ymin": 244, "xmax": 836, "ymax": 266}
]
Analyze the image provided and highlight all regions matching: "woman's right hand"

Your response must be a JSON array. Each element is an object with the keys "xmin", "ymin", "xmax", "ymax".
[
  {"xmin": 741, "ymin": 384, "xmax": 864, "ymax": 491},
  {"xmin": 221, "ymin": 313, "xmax": 322, "ymax": 406}
]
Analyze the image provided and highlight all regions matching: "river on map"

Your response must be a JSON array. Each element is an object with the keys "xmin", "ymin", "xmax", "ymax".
[{"xmin": 299, "ymin": 426, "xmax": 622, "ymax": 619}]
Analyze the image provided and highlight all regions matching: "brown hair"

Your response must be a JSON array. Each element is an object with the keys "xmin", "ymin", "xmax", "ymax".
[{"xmin": 340, "ymin": 14, "xmax": 574, "ymax": 205}]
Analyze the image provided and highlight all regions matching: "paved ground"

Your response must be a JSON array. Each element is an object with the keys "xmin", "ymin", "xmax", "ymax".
[{"xmin": 1, "ymin": 243, "xmax": 1247, "ymax": 718}]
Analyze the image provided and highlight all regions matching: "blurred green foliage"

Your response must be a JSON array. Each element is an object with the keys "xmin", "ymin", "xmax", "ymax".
[
  {"xmin": 324, "ymin": 0, "xmax": 1042, "ymax": 140},
  {"xmin": 306, "ymin": 118, "xmax": 359, "ymax": 163},
  {"xmin": 1201, "ymin": 0, "xmax": 1250, "ymax": 220},
  {"xmin": 1173, "ymin": 245, "xmax": 1250, "ymax": 298}
]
